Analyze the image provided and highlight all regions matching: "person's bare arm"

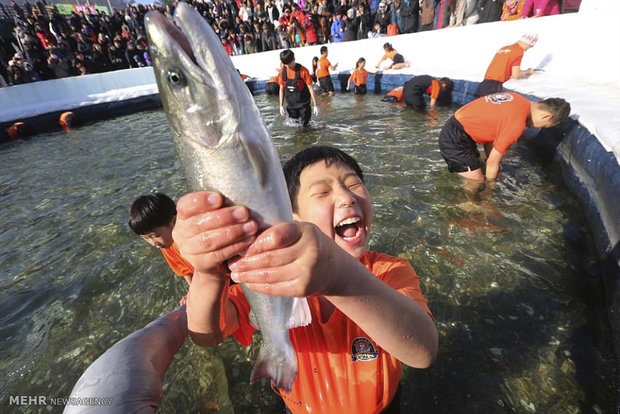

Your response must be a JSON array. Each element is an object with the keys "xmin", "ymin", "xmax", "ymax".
[
  {"xmin": 511, "ymin": 65, "xmax": 534, "ymax": 79},
  {"xmin": 229, "ymin": 223, "xmax": 438, "ymax": 368},
  {"xmin": 485, "ymin": 147, "xmax": 504, "ymax": 180},
  {"xmin": 173, "ymin": 192, "xmax": 258, "ymax": 346}
]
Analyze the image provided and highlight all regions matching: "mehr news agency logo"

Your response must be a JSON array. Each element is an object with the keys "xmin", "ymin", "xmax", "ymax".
[{"xmin": 9, "ymin": 395, "xmax": 113, "ymax": 407}]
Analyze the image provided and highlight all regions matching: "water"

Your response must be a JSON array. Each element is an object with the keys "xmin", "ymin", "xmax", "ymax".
[{"xmin": 0, "ymin": 93, "xmax": 614, "ymax": 413}]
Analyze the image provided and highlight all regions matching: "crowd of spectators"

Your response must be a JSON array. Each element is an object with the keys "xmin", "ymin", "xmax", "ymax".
[{"xmin": 0, "ymin": 0, "xmax": 577, "ymax": 87}]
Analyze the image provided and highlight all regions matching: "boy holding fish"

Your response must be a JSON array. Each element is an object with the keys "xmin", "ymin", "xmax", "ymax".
[{"xmin": 173, "ymin": 146, "xmax": 437, "ymax": 413}]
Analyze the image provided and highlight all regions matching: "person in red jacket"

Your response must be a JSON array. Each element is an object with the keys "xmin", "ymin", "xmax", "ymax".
[
  {"xmin": 174, "ymin": 145, "xmax": 438, "ymax": 413},
  {"xmin": 474, "ymin": 33, "xmax": 538, "ymax": 98}
]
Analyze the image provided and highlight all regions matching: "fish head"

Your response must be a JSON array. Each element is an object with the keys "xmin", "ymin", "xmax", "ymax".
[{"xmin": 145, "ymin": 2, "xmax": 255, "ymax": 149}]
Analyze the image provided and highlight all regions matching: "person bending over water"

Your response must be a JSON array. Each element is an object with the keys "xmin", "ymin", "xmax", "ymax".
[{"xmin": 439, "ymin": 92, "xmax": 570, "ymax": 193}]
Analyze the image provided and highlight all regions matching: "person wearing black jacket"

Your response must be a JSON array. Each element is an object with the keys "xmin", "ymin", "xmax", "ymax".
[{"xmin": 400, "ymin": 0, "xmax": 420, "ymax": 33}]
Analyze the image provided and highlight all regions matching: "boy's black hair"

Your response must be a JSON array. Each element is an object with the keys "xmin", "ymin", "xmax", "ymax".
[
  {"xmin": 439, "ymin": 77, "xmax": 453, "ymax": 91},
  {"xmin": 283, "ymin": 146, "xmax": 364, "ymax": 212},
  {"xmin": 280, "ymin": 49, "xmax": 295, "ymax": 64},
  {"xmin": 320, "ymin": 45, "xmax": 327, "ymax": 55},
  {"xmin": 539, "ymin": 97, "xmax": 571, "ymax": 124},
  {"xmin": 128, "ymin": 193, "xmax": 177, "ymax": 235}
]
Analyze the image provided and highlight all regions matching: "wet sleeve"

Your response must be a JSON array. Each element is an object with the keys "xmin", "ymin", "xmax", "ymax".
[
  {"xmin": 161, "ymin": 244, "xmax": 194, "ymax": 277},
  {"xmin": 430, "ymin": 80, "xmax": 441, "ymax": 100},
  {"xmin": 301, "ymin": 67, "xmax": 314, "ymax": 85}
]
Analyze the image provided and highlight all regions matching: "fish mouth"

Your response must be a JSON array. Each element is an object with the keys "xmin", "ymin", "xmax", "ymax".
[
  {"xmin": 334, "ymin": 216, "xmax": 364, "ymax": 244},
  {"xmin": 146, "ymin": 3, "xmax": 228, "ymax": 84},
  {"xmin": 145, "ymin": 3, "xmax": 249, "ymax": 146}
]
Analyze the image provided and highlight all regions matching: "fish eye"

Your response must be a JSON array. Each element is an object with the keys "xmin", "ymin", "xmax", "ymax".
[{"xmin": 166, "ymin": 70, "xmax": 185, "ymax": 86}]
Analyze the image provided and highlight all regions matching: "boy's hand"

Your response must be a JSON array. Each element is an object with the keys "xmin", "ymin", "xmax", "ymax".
[
  {"xmin": 228, "ymin": 222, "xmax": 346, "ymax": 297},
  {"xmin": 173, "ymin": 191, "xmax": 259, "ymax": 274}
]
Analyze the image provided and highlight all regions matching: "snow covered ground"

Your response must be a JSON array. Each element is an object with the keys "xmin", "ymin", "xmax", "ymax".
[{"xmin": 0, "ymin": 0, "xmax": 618, "ymax": 163}]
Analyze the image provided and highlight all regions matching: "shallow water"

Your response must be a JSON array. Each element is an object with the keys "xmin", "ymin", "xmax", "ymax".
[{"xmin": 0, "ymin": 93, "xmax": 614, "ymax": 413}]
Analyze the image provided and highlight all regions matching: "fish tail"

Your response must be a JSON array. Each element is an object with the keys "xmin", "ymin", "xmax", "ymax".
[
  {"xmin": 250, "ymin": 344, "xmax": 297, "ymax": 393},
  {"xmin": 286, "ymin": 297, "xmax": 312, "ymax": 329}
]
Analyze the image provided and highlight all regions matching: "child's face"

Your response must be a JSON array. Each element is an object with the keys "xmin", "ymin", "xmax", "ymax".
[
  {"xmin": 359, "ymin": 61, "xmax": 365, "ymax": 69},
  {"xmin": 140, "ymin": 222, "xmax": 174, "ymax": 249},
  {"xmin": 293, "ymin": 161, "xmax": 372, "ymax": 260}
]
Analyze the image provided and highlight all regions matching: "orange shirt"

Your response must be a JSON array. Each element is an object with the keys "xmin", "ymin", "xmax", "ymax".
[
  {"xmin": 349, "ymin": 68, "xmax": 370, "ymax": 86},
  {"xmin": 316, "ymin": 56, "xmax": 332, "ymax": 79},
  {"xmin": 455, "ymin": 92, "xmax": 532, "ymax": 155},
  {"xmin": 227, "ymin": 250, "xmax": 432, "ymax": 413},
  {"xmin": 483, "ymin": 42, "xmax": 525, "ymax": 83},
  {"xmin": 426, "ymin": 78, "xmax": 441, "ymax": 100},
  {"xmin": 387, "ymin": 86, "xmax": 403, "ymax": 101},
  {"xmin": 160, "ymin": 242, "xmax": 194, "ymax": 277},
  {"xmin": 277, "ymin": 64, "xmax": 314, "ymax": 86},
  {"xmin": 380, "ymin": 50, "xmax": 398, "ymax": 62}
]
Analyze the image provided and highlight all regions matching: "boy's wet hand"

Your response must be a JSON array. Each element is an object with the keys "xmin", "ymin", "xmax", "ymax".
[
  {"xmin": 174, "ymin": 191, "xmax": 258, "ymax": 273},
  {"xmin": 229, "ymin": 222, "xmax": 340, "ymax": 297}
]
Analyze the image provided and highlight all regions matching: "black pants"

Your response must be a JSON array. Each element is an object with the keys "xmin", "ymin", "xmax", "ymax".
[
  {"xmin": 287, "ymin": 103, "xmax": 312, "ymax": 126},
  {"xmin": 474, "ymin": 79, "xmax": 502, "ymax": 98},
  {"xmin": 439, "ymin": 115, "xmax": 481, "ymax": 173}
]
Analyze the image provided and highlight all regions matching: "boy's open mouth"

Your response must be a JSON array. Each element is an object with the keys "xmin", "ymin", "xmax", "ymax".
[{"xmin": 335, "ymin": 216, "xmax": 363, "ymax": 243}]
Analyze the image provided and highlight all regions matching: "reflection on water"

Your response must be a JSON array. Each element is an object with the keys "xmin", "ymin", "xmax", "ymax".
[{"xmin": 0, "ymin": 93, "xmax": 614, "ymax": 413}]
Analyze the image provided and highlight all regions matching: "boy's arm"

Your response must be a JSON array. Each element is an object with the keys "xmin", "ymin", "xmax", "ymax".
[
  {"xmin": 183, "ymin": 274, "xmax": 193, "ymax": 286},
  {"xmin": 186, "ymin": 269, "xmax": 239, "ymax": 346},
  {"xmin": 173, "ymin": 191, "xmax": 258, "ymax": 346},
  {"xmin": 485, "ymin": 147, "xmax": 503, "ymax": 180},
  {"xmin": 229, "ymin": 222, "xmax": 438, "ymax": 368}
]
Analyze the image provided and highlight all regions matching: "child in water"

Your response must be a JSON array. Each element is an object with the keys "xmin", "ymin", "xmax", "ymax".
[
  {"xmin": 128, "ymin": 193, "xmax": 194, "ymax": 303},
  {"xmin": 346, "ymin": 57, "xmax": 373, "ymax": 95},
  {"xmin": 173, "ymin": 145, "xmax": 437, "ymax": 413}
]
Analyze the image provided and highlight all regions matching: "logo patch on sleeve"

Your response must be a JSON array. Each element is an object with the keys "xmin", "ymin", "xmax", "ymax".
[
  {"xmin": 351, "ymin": 337, "xmax": 379, "ymax": 362},
  {"xmin": 485, "ymin": 93, "xmax": 514, "ymax": 104}
]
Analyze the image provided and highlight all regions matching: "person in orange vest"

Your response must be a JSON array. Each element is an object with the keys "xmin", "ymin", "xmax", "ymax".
[
  {"xmin": 474, "ymin": 33, "xmax": 538, "ymax": 98},
  {"xmin": 317, "ymin": 46, "xmax": 338, "ymax": 96},
  {"xmin": 173, "ymin": 145, "xmax": 438, "ymax": 413},
  {"xmin": 128, "ymin": 192, "xmax": 196, "ymax": 306},
  {"xmin": 402, "ymin": 75, "xmax": 453, "ymax": 110},
  {"xmin": 6, "ymin": 122, "xmax": 26, "ymax": 140},
  {"xmin": 375, "ymin": 42, "xmax": 410, "ymax": 70},
  {"xmin": 345, "ymin": 57, "xmax": 374, "ymax": 95},
  {"xmin": 59, "ymin": 111, "xmax": 75, "ymax": 131},
  {"xmin": 278, "ymin": 49, "xmax": 319, "ymax": 126},
  {"xmin": 381, "ymin": 86, "xmax": 404, "ymax": 102},
  {"xmin": 439, "ymin": 92, "xmax": 570, "ymax": 190}
]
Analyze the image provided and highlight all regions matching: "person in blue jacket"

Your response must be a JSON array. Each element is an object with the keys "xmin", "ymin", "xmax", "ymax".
[{"xmin": 331, "ymin": 12, "xmax": 344, "ymax": 42}]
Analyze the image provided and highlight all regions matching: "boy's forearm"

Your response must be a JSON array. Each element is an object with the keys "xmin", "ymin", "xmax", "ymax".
[
  {"xmin": 324, "ymin": 260, "xmax": 438, "ymax": 368},
  {"xmin": 187, "ymin": 270, "xmax": 237, "ymax": 347}
]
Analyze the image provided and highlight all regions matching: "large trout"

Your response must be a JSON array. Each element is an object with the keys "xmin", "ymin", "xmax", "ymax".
[{"xmin": 145, "ymin": 2, "xmax": 310, "ymax": 392}]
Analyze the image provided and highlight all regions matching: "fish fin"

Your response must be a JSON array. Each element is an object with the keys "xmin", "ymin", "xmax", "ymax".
[
  {"xmin": 240, "ymin": 138, "xmax": 271, "ymax": 188},
  {"xmin": 250, "ymin": 344, "xmax": 297, "ymax": 393},
  {"xmin": 248, "ymin": 310, "xmax": 259, "ymax": 330},
  {"xmin": 285, "ymin": 298, "xmax": 312, "ymax": 329}
]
